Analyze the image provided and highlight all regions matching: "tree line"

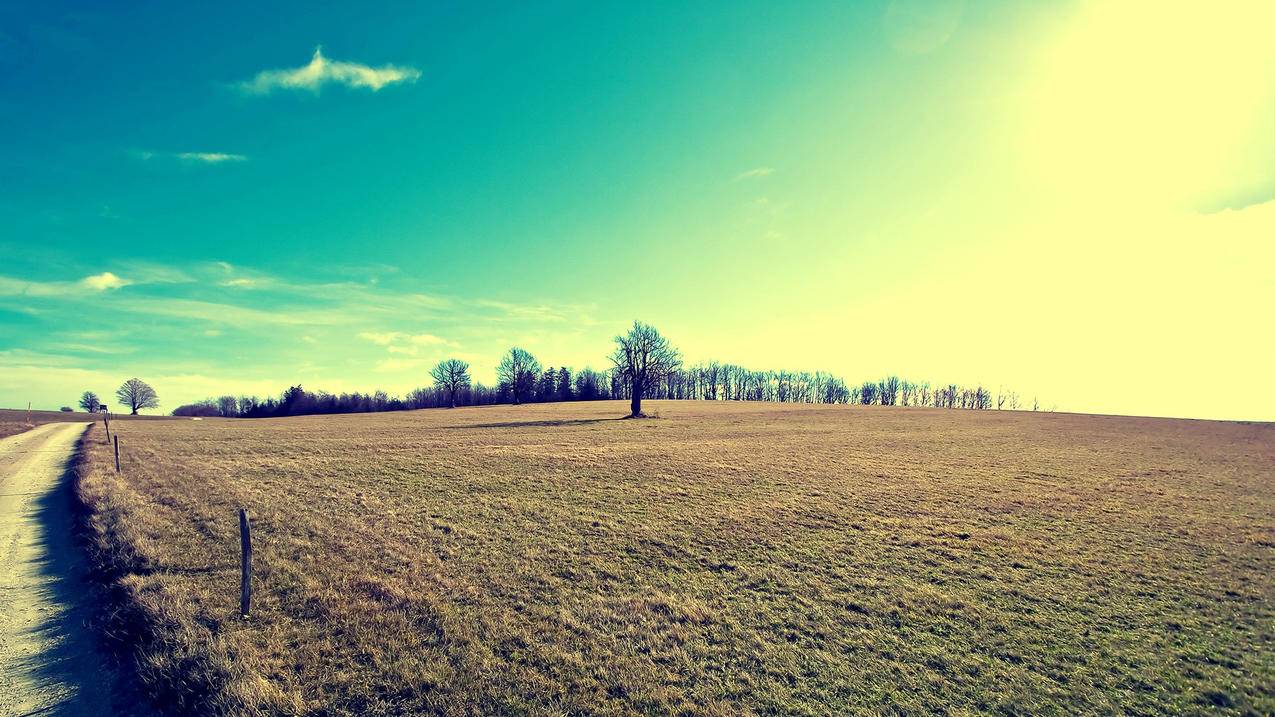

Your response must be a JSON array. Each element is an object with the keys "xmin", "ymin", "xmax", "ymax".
[{"xmin": 165, "ymin": 321, "xmax": 1043, "ymax": 419}]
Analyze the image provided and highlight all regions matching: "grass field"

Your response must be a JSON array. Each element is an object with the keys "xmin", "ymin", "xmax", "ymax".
[
  {"xmin": 74, "ymin": 401, "xmax": 1273, "ymax": 716},
  {"xmin": 0, "ymin": 407, "xmax": 89, "ymax": 439},
  {"xmin": 0, "ymin": 407, "xmax": 169, "ymax": 440}
]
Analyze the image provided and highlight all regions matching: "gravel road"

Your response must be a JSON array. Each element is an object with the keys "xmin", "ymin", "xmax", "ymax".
[{"xmin": 0, "ymin": 423, "xmax": 137, "ymax": 716}]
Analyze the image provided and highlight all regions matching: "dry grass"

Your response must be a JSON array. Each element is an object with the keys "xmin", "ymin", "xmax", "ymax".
[
  {"xmin": 0, "ymin": 408, "xmax": 170, "ymax": 440},
  {"xmin": 74, "ymin": 401, "xmax": 1274, "ymax": 716},
  {"xmin": 0, "ymin": 407, "xmax": 88, "ymax": 439}
]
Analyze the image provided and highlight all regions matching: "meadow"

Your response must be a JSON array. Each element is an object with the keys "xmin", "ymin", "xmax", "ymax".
[
  {"xmin": 74, "ymin": 401, "xmax": 1273, "ymax": 716},
  {"xmin": 0, "ymin": 407, "xmax": 90, "ymax": 439},
  {"xmin": 0, "ymin": 407, "xmax": 170, "ymax": 440}
]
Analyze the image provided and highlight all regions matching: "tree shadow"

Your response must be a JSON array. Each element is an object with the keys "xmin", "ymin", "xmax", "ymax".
[
  {"xmin": 21, "ymin": 441, "xmax": 152, "ymax": 716},
  {"xmin": 449, "ymin": 417, "xmax": 629, "ymax": 429}
]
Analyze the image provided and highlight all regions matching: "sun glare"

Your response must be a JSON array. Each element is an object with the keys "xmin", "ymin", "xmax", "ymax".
[{"xmin": 1024, "ymin": 0, "xmax": 1275, "ymax": 210}]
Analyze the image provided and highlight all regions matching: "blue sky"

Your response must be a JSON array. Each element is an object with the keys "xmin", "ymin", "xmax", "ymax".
[{"xmin": 2, "ymin": 1, "xmax": 1273, "ymax": 419}]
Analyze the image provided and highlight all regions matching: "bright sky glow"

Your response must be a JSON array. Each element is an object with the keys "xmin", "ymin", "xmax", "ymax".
[{"xmin": 1, "ymin": 1, "xmax": 1271, "ymax": 419}]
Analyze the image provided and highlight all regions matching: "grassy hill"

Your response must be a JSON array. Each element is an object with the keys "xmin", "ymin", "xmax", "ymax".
[{"xmin": 74, "ymin": 401, "xmax": 1274, "ymax": 715}]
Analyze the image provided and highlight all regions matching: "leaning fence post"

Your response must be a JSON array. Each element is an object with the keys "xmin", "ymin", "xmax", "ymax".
[
  {"xmin": 103, "ymin": 412, "xmax": 111, "ymax": 443},
  {"xmin": 113, "ymin": 435, "xmax": 120, "ymax": 473},
  {"xmin": 239, "ymin": 508, "xmax": 252, "ymax": 618}
]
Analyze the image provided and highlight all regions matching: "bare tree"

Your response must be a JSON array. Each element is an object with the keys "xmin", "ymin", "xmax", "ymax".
[
  {"xmin": 497, "ymin": 348, "xmax": 541, "ymax": 405},
  {"xmin": 609, "ymin": 321, "xmax": 681, "ymax": 417},
  {"xmin": 430, "ymin": 358, "xmax": 471, "ymax": 408},
  {"xmin": 217, "ymin": 395, "xmax": 238, "ymax": 417},
  {"xmin": 116, "ymin": 378, "xmax": 159, "ymax": 415},
  {"xmin": 78, "ymin": 391, "xmax": 101, "ymax": 412},
  {"xmin": 881, "ymin": 376, "xmax": 901, "ymax": 406}
]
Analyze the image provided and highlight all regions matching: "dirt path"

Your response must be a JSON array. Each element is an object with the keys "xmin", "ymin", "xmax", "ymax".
[{"xmin": 0, "ymin": 423, "xmax": 136, "ymax": 717}]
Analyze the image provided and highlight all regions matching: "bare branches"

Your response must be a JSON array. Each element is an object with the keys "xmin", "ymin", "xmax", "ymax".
[
  {"xmin": 610, "ymin": 321, "xmax": 681, "ymax": 417},
  {"xmin": 430, "ymin": 358, "xmax": 472, "ymax": 408},
  {"xmin": 116, "ymin": 378, "xmax": 159, "ymax": 415},
  {"xmin": 497, "ymin": 348, "xmax": 541, "ymax": 405}
]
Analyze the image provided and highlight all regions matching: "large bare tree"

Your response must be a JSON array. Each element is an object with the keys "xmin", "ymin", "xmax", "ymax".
[
  {"xmin": 116, "ymin": 378, "xmax": 159, "ymax": 415},
  {"xmin": 496, "ymin": 348, "xmax": 541, "ymax": 405},
  {"xmin": 429, "ymin": 358, "xmax": 471, "ymax": 408},
  {"xmin": 610, "ymin": 321, "xmax": 681, "ymax": 417}
]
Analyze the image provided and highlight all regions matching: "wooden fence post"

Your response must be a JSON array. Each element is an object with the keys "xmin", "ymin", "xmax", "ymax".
[
  {"xmin": 239, "ymin": 508, "xmax": 252, "ymax": 618},
  {"xmin": 103, "ymin": 412, "xmax": 111, "ymax": 442},
  {"xmin": 113, "ymin": 435, "xmax": 120, "ymax": 472}
]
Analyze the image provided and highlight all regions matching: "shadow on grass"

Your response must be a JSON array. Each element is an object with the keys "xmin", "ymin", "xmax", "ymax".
[
  {"xmin": 26, "ymin": 432, "xmax": 153, "ymax": 716},
  {"xmin": 449, "ymin": 417, "xmax": 630, "ymax": 429}
]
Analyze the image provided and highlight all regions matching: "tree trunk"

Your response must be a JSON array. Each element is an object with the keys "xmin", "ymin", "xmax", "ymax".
[
  {"xmin": 630, "ymin": 379, "xmax": 643, "ymax": 417},
  {"xmin": 131, "ymin": 407, "xmax": 138, "ymax": 415}
]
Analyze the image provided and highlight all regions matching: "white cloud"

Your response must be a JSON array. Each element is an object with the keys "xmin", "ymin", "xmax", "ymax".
[
  {"xmin": 359, "ymin": 331, "xmax": 401, "ymax": 346},
  {"xmin": 176, "ymin": 152, "xmax": 247, "ymax": 163},
  {"xmin": 0, "ymin": 272, "xmax": 134, "ymax": 296},
  {"xmin": 734, "ymin": 167, "xmax": 775, "ymax": 181},
  {"xmin": 81, "ymin": 272, "xmax": 132, "ymax": 291},
  {"xmin": 240, "ymin": 47, "xmax": 421, "ymax": 94},
  {"xmin": 138, "ymin": 150, "xmax": 247, "ymax": 165},
  {"xmin": 359, "ymin": 331, "xmax": 452, "ymax": 356}
]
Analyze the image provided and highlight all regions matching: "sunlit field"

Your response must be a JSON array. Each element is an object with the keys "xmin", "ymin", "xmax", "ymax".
[
  {"xmin": 76, "ymin": 401, "xmax": 1273, "ymax": 716},
  {"xmin": 0, "ymin": 408, "xmax": 172, "ymax": 441},
  {"xmin": 0, "ymin": 407, "xmax": 89, "ymax": 439}
]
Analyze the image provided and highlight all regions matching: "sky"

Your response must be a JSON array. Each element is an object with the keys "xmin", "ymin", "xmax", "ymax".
[{"xmin": 1, "ymin": 0, "xmax": 1272, "ymax": 420}]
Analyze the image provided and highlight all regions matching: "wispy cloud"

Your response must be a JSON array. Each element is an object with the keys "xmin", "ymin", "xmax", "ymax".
[
  {"xmin": 0, "ymin": 272, "xmax": 133, "ymax": 296},
  {"xmin": 734, "ymin": 167, "xmax": 775, "ymax": 181},
  {"xmin": 359, "ymin": 331, "xmax": 453, "ymax": 356},
  {"xmin": 176, "ymin": 152, "xmax": 247, "ymax": 163},
  {"xmin": 114, "ymin": 261, "xmax": 194, "ymax": 284},
  {"xmin": 138, "ymin": 150, "xmax": 248, "ymax": 165},
  {"xmin": 110, "ymin": 297, "xmax": 345, "ymax": 328},
  {"xmin": 48, "ymin": 342, "xmax": 137, "ymax": 355},
  {"xmin": 239, "ymin": 47, "xmax": 421, "ymax": 94},
  {"xmin": 0, "ymin": 260, "xmax": 608, "ymax": 407},
  {"xmin": 473, "ymin": 299, "xmax": 574, "ymax": 323}
]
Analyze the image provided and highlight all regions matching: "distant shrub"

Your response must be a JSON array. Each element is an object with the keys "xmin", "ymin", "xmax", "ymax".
[
  {"xmin": 172, "ymin": 402, "xmax": 220, "ymax": 417},
  {"xmin": 60, "ymin": 406, "xmax": 74, "ymax": 412}
]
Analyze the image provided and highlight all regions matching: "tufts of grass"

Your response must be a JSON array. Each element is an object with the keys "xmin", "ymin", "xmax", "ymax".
[{"xmin": 74, "ymin": 401, "xmax": 1274, "ymax": 716}]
